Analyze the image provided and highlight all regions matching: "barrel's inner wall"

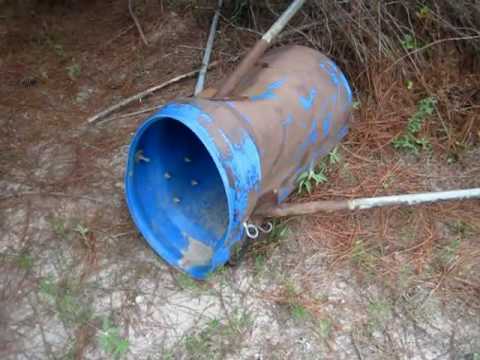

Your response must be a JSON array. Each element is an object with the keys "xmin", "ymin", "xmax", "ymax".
[{"xmin": 129, "ymin": 118, "xmax": 229, "ymax": 263}]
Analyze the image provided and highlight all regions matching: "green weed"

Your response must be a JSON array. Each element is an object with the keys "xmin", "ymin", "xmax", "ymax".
[
  {"xmin": 268, "ymin": 220, "xmax": 290, "ymax": 242},
  {"xmin": 99, "ymin": 318, "xmax": 129, "ymax": 359},
  {"xmin": 39, "ymin": 276, "xmax": 93, "ymax": 326},
  {"xmin": 327, "ymin": 146, "xmax": 341, "ymax": 165},
  {"xmin": 351, "ymin": 239, "xmax": 381, "ymax": 277},
  {"xmin": 393, "ymin": 96, "xmax": 436, "ymax": 154},
  {"xmin": 447, "ymin": 220, "xmax": 473, "ymax": 237},
  {"xmin": 297, "ymin": 147, "xmax": 342, "ymax": 194},
  {"xmin": 367, "ymin": 299, "xmax": 392, "ymax": 332},
  {"xmin": 254, "ymin": 254, "xmax": 266, "ymax": 274},
  {"xmin": 280, "ymin": 281, "xmax": 312, "ymax": 321},
  {"xmin": 317, "ymin": 318, "xmax": 332, "ymax": 339},
  {"xmin": 401, "ymin": 34, "xmax": 419, "ymax": 50},
  {"xmin": 49, "ymin": 216, "xmax": 68, "ymax": 238},
  {"xmin": 176, "ymin": 272, "xmax": 204, "ymax": 293},
  {"xmin": 291, "ymin": 304, "xmax": 311, "ymax": 321},
  {"xmin": 16, "ymin": 252, "xmax": 34, "ymax": 270},
  {"xmin": 416, "ymin": 5, "xmax": 431, "ymax": 18},
  {"xmin": 66, "ymin": 62, "xmax": 81, "ymax": 80},
  {"xmin": 74, "ymin": 224, "xmax": 89, "ymax": 241},
  {"xmin": 183, "ymin": 311, "xmax": 251, "ymax": 359},
  {"xmin": 439, "ymin": 238, "xmax": 462, "ymax": 266},
  {"xmin": 297, "ymin": 168, "xmax": 327, "ymax": 194}
]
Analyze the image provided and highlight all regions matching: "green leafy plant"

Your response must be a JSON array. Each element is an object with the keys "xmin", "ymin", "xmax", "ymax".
[
  {"xmin": 254, "ymin": 254, "xmax": 266, "ymax": 274},
  {"xmin": 66, "ymin": 63, "xmax": 81, "ymax": 80},
  {"xmin": 99, "ymin": 318, "xmax": 129, "ymax": 359},
  {"xmin": 49, "ymin": 216, "xmax": 68, "ymax": 238},
  {"xmin": 268, "ymin": 221, "xmax": 290, "ymax": 241},
  {"xmin": 438, "ymin": 238, "xmax": 462, "ymax": 266},
  {"xmin": 401, "ymin": 34, "xmax": 419, "ymax": 50},
  {"xmin": 297, "ymin": 167, "xmax": 327, "ymax": 194},
  {"xmin": 291, "ymin": 304, "xmax": 310, "ymax": 321},
  {"xmin": 183, "ymin": 311, "xmax": 251, "ymax": 359},
  {"xmin": 16, "ymin": 252, "xmax": 34, "ymax": 270},
  {"xmin": 393, "ymin": 96, "xmax": 436, "ymax": 154},
  {"xmin": 74, "ymin": 224, "xmax": 90, "ymax": 242},
  {"xmin": 416, "ymin": 5, "xmax": 431, "ymax": 19},
  {"xmin": 367, "ymin": 299, "xmax": 392, "ymax": 332},
  {"xmin": 318, "ymin": 318, "xmax": 332, "ymax": 339},
  {"xmin": 351, "ymin": 239, "xmax": 378, "ymax": 274},
  {"xmin": 176, "ymin": 272, "xmax": 203, "ymax": 293},
  {"xmin": 297, "ymin": 147, "xmax": 342, "ymax": 194},
  {"xmin": 327, "ymin": 146, "xmax": 341, "ymax": 165},
  {"xmin": 39, "ymin": 276, "xmax": 93, "ymax": 325},
  {"xmin": 279, "ymin": 280, "xmax": 312, "ymax": 321}
]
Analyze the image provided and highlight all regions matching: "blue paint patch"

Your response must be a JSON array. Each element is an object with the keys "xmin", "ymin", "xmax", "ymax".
[
  {"xmin": 198, "ymin": 113, "xmax": 213, "ymax": 124},
  {"xmin": 269, "ymin": 79, "xmax": 286, "ymax": 89},
  {"xmin": 250, "ymin": 78, "xmax": 286, "ymax": 101},
  {"xmin": 308, "ymin": 119, "xmax": 319, "ymax": 144},
  {"xmin": 322, "ymin": 113, "xmax": 332, "ymax": 137},
  {"xmin": 294, "ymin": 119, "xmax": 319, "ymax": 164},
  {"xmin": 226, "ymin": 101, "xmax": 253, "ymax": 124},
  {"xmin": 337, "ymin": 125, "xmax": 349, "ymax": 140},
  {"xmin": 220, "ymin": 129, "xmax": 262, "ymax": 220},
  {"xmin": 283, "ymin": 114, "xmax": 294, "ymax": 128},
  {"xmin": 299, "ymin": 87, "xmax": 317, "ymax": 110},
  {"xmin": 278, "ymin": 186, "xmax": 293, "ymax": 203},
  {"xmin": 320, "ymin": 61, "xmax": 339, "ymax": 86},
  {"xmin": 339, "ymin": 71, "xmax": 353, "ymax": 104}
]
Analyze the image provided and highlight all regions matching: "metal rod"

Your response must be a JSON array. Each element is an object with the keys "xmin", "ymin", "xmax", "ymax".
[
  {"xmin": 257, "ymin": 188, "xmax": 480, "ymax": 217},
  {"xmin": 214, "ymin": 0, "xmax": 305, "ymax": 98},
  {"xmin": 194, "ymin": 0, "xmax": 223, "ymax": 96}
]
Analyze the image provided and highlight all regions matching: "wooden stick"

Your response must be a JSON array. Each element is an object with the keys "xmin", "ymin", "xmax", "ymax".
[
  {"xmin": 128, "ymin": 0, "xmax": 149, "ymax": 46},
  {"xmin": 215, "ymin": 0, "xmax": 305, "ymax": 97},
  {"xmin": 86, "ymin": 61, "xmax": 219, "ymax": 124}
]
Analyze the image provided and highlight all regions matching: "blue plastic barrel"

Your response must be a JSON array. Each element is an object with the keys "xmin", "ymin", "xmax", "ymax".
[{"xmin": 125, "ymin": 46, "xmax": 352, "ymax": 279}]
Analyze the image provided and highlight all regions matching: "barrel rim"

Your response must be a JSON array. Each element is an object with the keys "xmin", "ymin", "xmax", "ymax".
[{"xmin": 124, "ymin": 101, "xmax": 234, "ymax": 279}]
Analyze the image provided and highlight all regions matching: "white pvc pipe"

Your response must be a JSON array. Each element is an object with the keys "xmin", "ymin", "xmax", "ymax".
[
  {"xmin": 348, "ymin": 188, "xmax": 480, "ymax": 210},
  {"xmin": 194, "ymin": 0, "xmax": 223, "ymax": 96},
  {"xmin": 262, "ymin": 0, "xmax": 306, "ymax": 43}
]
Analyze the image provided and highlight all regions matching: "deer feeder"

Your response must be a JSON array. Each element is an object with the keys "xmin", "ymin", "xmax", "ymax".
[{"xmin": 125, "ymin": 46, "xmax": 353, "ymax": 279}]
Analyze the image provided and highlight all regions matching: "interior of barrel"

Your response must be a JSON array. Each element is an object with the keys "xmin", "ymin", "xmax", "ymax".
[{"xmin": 126, "ymin": 117, "xmax": 229, "ymax": 268}]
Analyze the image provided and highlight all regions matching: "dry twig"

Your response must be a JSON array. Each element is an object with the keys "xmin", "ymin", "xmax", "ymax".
[
  {"xmin": 86, "ymin": 61, "xmax": 219, "ymax": 124},
  {"xmin": 128, "ymin": 0, "xmax": 149, "ymax": 46}
]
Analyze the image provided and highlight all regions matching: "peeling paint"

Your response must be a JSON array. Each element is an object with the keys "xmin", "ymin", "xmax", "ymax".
[
  {"xmin": 299, "ymin": 87, "xmax": 317, "ymax": 110},
  {"xmin": 250, "ymin": 78, "xmax": 286, "ymax": 101},
  {"xmin": 179, "ymin": 236, "xmax": 213, "ymax": 269},
  {"xmin": 283, "ymin": 114, "xmax": 294, "ymax": 128},
  {"xmin": 322, "ymin": 113, "xmax": 332, "ymax": 137},
  {"xmin": 337, "ymin": 125, "xmax": 349, "ymax": 140}
]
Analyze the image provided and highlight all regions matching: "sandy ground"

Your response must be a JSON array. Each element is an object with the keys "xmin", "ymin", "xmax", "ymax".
[{"xmin": 1, "ymin": 1, "xmax": 479, "ymax": 359}]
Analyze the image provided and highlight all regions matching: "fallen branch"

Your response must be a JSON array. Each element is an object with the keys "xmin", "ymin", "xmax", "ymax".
[
  {"xmin": 87, "ymin": 61, "xmax": 219, "ymax": 124},
  {"xmin": 128, "ymin": 0, "xmax": 149, "ymax": 46}
]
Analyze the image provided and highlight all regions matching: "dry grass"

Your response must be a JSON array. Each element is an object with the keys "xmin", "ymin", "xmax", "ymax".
[
  {"xmin": 220, "ymin": 0, "xmax": 480, "ymax": 322},
  {"xmin": 1, "ymin": 1, "xmax": 479, "ymax": 358}
]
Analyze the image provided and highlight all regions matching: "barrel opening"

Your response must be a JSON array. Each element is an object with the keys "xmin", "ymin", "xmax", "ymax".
[{"xmin": 127, "ymin": 117, "xmax": 229, "ymax": 265}]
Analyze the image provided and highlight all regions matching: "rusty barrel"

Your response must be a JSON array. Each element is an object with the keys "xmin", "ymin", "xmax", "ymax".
[{"xmin": 125, "ymin": 45, "xmax": 352, "ymax": 279}]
